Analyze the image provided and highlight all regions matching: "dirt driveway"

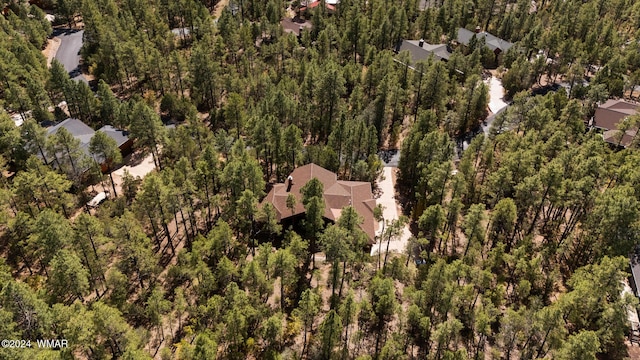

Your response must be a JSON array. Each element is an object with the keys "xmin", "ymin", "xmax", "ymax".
[
  {"xmin": 370, "ymin": 166, "xmax": 412, "ymax": 256},
  {"xmin": 110, "ymin": 152, "xmax": 157, "ymax": 195}
]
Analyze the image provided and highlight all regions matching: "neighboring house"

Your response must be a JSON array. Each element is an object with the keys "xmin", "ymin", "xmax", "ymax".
[
  {"xmin": 396, "ymin": 39, "xmax": 452, "ymax": 64},
  {"xmin": 299, "ymin": 0, "xmax": 336, "ymax": 15},
  {"xmin": 261, "ymin": 163, "xmax": 378, "ymax": 243},
  {"xmin": 591, "ymin": 99, "xmax": 639, "ymax": 148},
  {"xmin": 44, "ymin": 118, "xmax": 131, "ymax": 172},
  {"xmin": 457, "ymin": 27, "xmax": 513, "ymax": 55},
  {"xmin": 281, "ymin": 18, "xmax": 313, "ymax": 37},
  {"xmin": 45, "ymin": 118, "xmax": 95, "ymax": 167},
  {"xmin": 10, "ymin": 111, "xmax": 31, "ymax": 127}
]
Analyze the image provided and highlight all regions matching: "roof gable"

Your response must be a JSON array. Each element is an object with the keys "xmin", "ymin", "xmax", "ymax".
[
  {"xmin": 593, "ymin": 100, "xmax": 639, "ymax": 131},
  {"xmin": 47, "ymin": 118, "xmax": 95, "ymax": 146},
  {"xmin": 98, "ymin": 125, "xmax": 130, "ymax": 147},
  {"xmin": 398, "ymin": 40, "xmax": 451, "ymax": 63},
  {"xmin": 457, "ymin": 28, "xmax": 513, "ymax": 52}
]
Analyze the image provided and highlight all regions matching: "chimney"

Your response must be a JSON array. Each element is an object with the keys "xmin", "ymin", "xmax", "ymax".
[
  {"xmin": 286, "ymin": 175, "xmax": 294, "ymax": 192},
  {"xmin": 418, "ymin": 39, "xmax": 424, "ymax": 47},
  {"xmin": 475, "ymin": 26, "xmax": 481, "ymax": 33}
]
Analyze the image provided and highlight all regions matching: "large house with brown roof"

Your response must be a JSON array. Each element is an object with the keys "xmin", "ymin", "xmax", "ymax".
[
  {"xmin": 261, "ymin": 163, "xmax": 378, "ymax": 242},
  {"xmin": 591, "ymin": 99, "xmax": 639, "ymax": 148}
]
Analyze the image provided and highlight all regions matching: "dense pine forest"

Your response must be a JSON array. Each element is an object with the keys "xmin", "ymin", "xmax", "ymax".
[{"xmin": 1, "ymin": 0, "xmax": 640, "ymax": 359}]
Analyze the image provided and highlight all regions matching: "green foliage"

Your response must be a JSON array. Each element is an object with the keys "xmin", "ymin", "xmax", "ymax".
[
  {"xmin": 502, "ymin": 56, "xmax": 533, "ymax": 98},
  {"xmin": 47, "ymin": 250, "xmax": 90, "ymax": 303}
]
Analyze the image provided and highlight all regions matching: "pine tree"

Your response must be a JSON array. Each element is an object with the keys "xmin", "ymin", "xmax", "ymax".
[{"xmin": 89, "ymin": 130, "xmax": 123, "ymax": 196}]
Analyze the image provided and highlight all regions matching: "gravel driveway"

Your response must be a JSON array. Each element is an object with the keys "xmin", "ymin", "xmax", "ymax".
[{"xmin": 370, "ymin": 167, "xmax": 412, "ymax": 256}]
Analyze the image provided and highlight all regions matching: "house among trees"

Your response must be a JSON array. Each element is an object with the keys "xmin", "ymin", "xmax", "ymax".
[
  {"xmin": 298, "ymin": 0, "xmax": 337, "ymax": 16},
  {"xmin": 44, "ymin": 118, "xmax": 132, "ymax": 171},
  {"xmin": 457, "ymin": 27, "xmax": 513, "ymax": 56},
  {"xmin": 395, "ymin": 39, "xmax": 452, "ymax": 64},
  {"xmin": 590, "ymin": 99, "xmax": 639, "ymax": 148},
  {"xmin": 43, "ymin": 118, "xmax": 96, "ymax": 167},
  {"xmin": 97, "ymin": 125, "xmax": 133, "ymax": 156},
  {"xmin": 261, "ymin": 163, "xmax": 378, "ymax": 242},
  {"xmin": 281, "ymin": 17, "xmax": 312, "ymax": 37}
]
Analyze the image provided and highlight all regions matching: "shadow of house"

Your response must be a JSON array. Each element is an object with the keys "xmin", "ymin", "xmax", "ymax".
[{"xmin": 260, "ymin": 163, "xmax": 378, "ymax": 244}]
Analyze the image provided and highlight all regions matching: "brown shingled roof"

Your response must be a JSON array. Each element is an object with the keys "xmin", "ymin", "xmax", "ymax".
[
  {"xmin": 261, "ymin": 163, "xmax": 378, "ymax": 242},
  {"xmin": 603, "ymin": 128, "xmax": 638, "ymax": 148},
  {"xmin": 593, "ymin": 99, "xmax": 639, "ymax": 131}
]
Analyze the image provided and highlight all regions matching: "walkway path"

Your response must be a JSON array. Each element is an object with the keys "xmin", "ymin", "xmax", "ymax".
[{"xmin": 370, "ymin": 166, "xmax": 412, "ymax": 256}]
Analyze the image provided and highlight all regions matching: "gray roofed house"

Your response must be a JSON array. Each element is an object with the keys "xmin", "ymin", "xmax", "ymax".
[
  {"xmin": 44, "ymin": 118, "xmax": 132, "ymax": 172},
  {"xmin": 47, "ymin": 118, "xmax": 95, "ymax": 145},
  {"xmin": 418, "ymin": 0, "xmax": 435, "ymax": 10},
  {"xmin": 457, "ymin": 28, "xmax": 513, "ymax": 54},
  {"xmin": 45, "ymin": 118, "xmax": 94, "ymax": 163},
  {"xmin": 281, "ymin": 18, "xmax": 313, "ymax": 36},
  {"xmin": 397, "ymin": 39, "xmax": 452, "ymax": 64},
  {"xmin": 98, "ymin": 125, "xmax": 131, "ymax": 148}
]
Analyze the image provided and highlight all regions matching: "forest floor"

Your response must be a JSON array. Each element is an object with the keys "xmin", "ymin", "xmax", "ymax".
[
  {"xmin": 626, "ymin": 343, "xmax": 640, "ymax": 359},
  {"xmin": 370, "ymin": 167, "xmax": 412, "ymax": 256}
]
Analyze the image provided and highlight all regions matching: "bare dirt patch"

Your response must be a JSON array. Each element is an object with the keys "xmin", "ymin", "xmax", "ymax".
[
  {"xmin": 626, "ymin": 341, "xmax": 640, "ymax": 359},
  {"xmin": 213, "ymin": 0, "xmax": 230, "ymax": 18},
  {"xmin": 42, "ymin": 37, "xmax": 61, "ymax": 67}
]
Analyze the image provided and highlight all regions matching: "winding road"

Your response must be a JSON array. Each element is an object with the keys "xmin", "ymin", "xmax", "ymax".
[{"xmin": 52, "ymin": 28, "xmax": 87, "ymax": 83}]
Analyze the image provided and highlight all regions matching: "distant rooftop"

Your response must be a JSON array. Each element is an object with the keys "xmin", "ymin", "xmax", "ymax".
[
  {"xmin": 299, "ymin": 0, "xmax": 336, "ymax": 11},
  {"xmin": 281, "ymin": 18, "xmax": 312, "ymax": 36}
]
